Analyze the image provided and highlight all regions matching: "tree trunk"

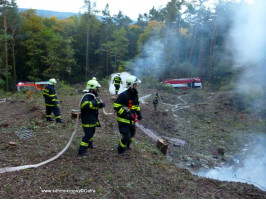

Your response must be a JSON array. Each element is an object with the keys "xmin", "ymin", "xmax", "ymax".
[
  {"xmin": 208, "ymin": 23, "xmax": 217, "ymax": 80},
  {"xmin": 85, "ymin": 0, "xmax": 91, "ymax": 81},
  {"xmin": 3, "ymin": 2, "xmax": 9, "ymax": 91},
  {"xmin": 12, "ymin": 30, "xmax": 16, "ymax": 87},
  {"xmin": 188, "ymin": 24, "xmax": 198, "ymax": 63},
  {"xmin": 197, "ymin": 28, "xmax": 204, "ymax": 76},
  {"xmin": 105, "ymin": 26, "xmax": 109, "ymax": 76}
]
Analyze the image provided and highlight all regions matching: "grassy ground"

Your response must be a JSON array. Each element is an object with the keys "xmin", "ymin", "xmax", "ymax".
[{"xmin": 0, "ymin": 86, "xmax": 265, "ymax": 198}]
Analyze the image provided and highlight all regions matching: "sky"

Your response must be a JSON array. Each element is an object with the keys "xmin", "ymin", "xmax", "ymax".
[{"xmin": 15, "ymin": 0, "xmax": 170, "ymax": 20}]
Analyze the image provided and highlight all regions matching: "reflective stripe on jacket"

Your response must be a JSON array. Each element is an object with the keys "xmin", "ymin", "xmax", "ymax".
[
  {"xmin": 80, "ymin": 93, "xmax": 101, "ymax": 127},
  {"xmin": 43, "ymin": 84, "xmax": 59, "ymax": 107},
  {"xmin": 112, "ymin": 76, "xmax": 123, "ymax": 85},
  {"xmin": 113, "ymin": 88, "xmax": 140, "ymax": 125}
]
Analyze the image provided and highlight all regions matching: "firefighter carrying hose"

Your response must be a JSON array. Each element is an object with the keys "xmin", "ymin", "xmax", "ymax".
[
  {"xmin": 113, "ymin": 75, "xmax": 142, "ymax": 154},
  {"xmin": 43, "ymin": 78, "xmax": 63, "ymax": 123},
  {"xmin": 78, "ymin": 79, "xmax": 106, "ymax": 156},
  {"xmin": 112, "ymin": 73, "xmax": 123, "ymax": 94}
]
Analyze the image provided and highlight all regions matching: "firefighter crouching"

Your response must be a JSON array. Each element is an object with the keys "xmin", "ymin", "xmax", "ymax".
[
  {"xmin": 78, "ymin": 79, "xmax": 106, "ymax": 156},
  {"xmin": 113, "ymin": 75, "xmax": 142, "ymax": 154},
  {"xmin": 43, "ymin": 78, "xmax": 63, "ymax": 123},
  {"xmin": 112, "ymin": 73, "xmax": 123, "ymax": 95}
]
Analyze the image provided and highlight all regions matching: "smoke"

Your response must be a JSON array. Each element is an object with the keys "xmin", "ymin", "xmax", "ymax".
[
  {"xmin": 197, "ymin": 1, "xmax": 266, "ymax": 191},
  {"xmin": 229, "ymin": 0, "xmax": 266, "ymax": 96},
  {"xmin": 108, "ymin": 72, "xmax": 131, "ymax": 94},
  {"xmin": 126, "ymin": 37, "xmax": 166, "ymax": 79},
  {"xmin": 196, "ymin": 135, "xmax": 266, "ymax": 191}
]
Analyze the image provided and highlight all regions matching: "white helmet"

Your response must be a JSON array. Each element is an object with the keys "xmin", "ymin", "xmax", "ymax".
[
  {"xmin": 86, "ymin": 80, "xmax": 99, "ymax": 90},
  {"xmin": 126, "ymin": 75, "xmax": 141, "ymax": 88},
  {"xmin": 49, "ymin": 78, "xmax": 57, "ymax": 85},
  {"xmin": 92, "ymin": 77, "xmax": 97, "ymax": 81},
  {"xmin": 117, "ymin": 73, "xmax": 120, "ymax": 76}
]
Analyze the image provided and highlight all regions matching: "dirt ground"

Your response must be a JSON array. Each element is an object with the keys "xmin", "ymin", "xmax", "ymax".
[{"xmin": 0, "ymin": 85, "xmax": 265, "ymax": 198}]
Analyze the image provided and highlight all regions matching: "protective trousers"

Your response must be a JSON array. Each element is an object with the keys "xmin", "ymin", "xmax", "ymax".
[
  {"xmin": 78, "ymin": 127, "xmax": 95, "ymax": 155},
  {"xmin": 46, "ymin": 106, "xmax": 61, "ymax": 122},
  {"xmin": 118, "ymin": 123, "xmax": 136, "ymax": 154},
  {"xmin": 115, "ymin": 85, "xmax": 120, "ymax": 94}
]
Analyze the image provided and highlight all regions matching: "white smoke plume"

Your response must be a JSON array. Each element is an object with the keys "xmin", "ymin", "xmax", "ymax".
[
  {"xmin": 197, "ymin": 135, "xmax": 266, "ymax": 191},
  {"xmin": 229, "ymin": 0, "xmax": 266, "ymax": 95},
  {"xmin": 108, "ymin": 72, "xmax": 131, "ymax": 94},
  {"xmin": 126, "ymin": 37, "xmax": 165, "ymax": 79}
]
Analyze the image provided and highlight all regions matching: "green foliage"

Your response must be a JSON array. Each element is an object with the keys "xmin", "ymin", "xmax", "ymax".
[
  {"xmin": 0, "ymin": 0, "xmax": 251, "ymax": 94},
  {"xmin": 56, "ymin": 80, "xmax": 77, "ymax": 96},
  {"xmin": 141, "ymin": 75, "xmax": 175, "ymax": 92}
]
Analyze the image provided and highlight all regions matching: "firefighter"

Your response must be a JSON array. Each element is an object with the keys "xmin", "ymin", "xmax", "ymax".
[
  {"xmin": 112, "ymin": 73, "xmax": 123, "ymax": 95},
  {"xmin": 153, "ymin": 91, "xmax": 159, "ymax": 111},
  {"xmin": 78, "ymin": 79, "xmax": 106, "ymax": 156},
  {"xmin": 43, "ymin": 78, "xmax": 63, "ymax": 123},
  {"xmin": 113, "ymin": 75, "xmax": 142, "ymax": 154}
]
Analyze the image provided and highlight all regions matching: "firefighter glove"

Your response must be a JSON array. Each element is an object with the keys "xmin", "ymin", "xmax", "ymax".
[{"xmin": 98, "ymin": 102, "xmax": 106, "ymax": 108}]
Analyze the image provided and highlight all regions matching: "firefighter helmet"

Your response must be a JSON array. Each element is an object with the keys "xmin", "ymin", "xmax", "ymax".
[
  {"xmin": 49, "ymin": 78, "xmax": 57, "ymax": 85},
  {"xmin": 126, "ymin": 75, "xmax": 141, "ymax": 88},
  {"xmin": 86, "ymin": 80, "xmax": 99, "ymax": 90}
]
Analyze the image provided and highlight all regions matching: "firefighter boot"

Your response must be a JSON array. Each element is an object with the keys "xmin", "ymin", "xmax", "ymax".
[
  {"xmin": 56, "ymin": 119, "xmax": 63, "ymax": 123},
  {"xmin": 126, "ymin": 141, "xmax": 132, "ymax": 150},
  {"xmin": 88, "ymin": 141, "xmax": 94, "ymax": 149},
  {"xmin": 46, "ymin": 118, "xmax": 54, "ymax": 122},
  {"xmin": 118, "ymin": 145, "xmax": 126, "ymax": 155},
  {"xmin": 78, "ymin": 146, "xmax": 88, "ymax": 156}
]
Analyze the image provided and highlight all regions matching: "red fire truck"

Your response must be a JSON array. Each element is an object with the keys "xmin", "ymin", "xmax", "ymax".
[
  {"xmin": 164, "ymin": 78, "xmax": 202, "ymax": 89},
  {"xmin": 16, "ymin": 81, "xmax": 49, "ymax": 92}
]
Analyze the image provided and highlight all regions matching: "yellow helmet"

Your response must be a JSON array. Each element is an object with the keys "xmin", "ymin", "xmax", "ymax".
[{"xmin": 86, "ymin": 80, "xmax": 99, "ymax": 90}]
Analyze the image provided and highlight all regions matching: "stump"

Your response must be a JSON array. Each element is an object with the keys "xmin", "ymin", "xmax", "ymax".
[
  {"xmin": 156, "ymin": 138, "xmax": 168, "ymax": 155},
  {"xmin": 110, "ymin": 96, "xmax": 117, "ymax": 100}
]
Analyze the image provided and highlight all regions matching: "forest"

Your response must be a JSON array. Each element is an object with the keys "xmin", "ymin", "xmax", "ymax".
[{"xmin": 0, "ymin": 0, "xmax": 255, "ymax": 91}]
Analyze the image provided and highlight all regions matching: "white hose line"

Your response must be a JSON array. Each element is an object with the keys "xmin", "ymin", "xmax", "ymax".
[
  {"xmin": 0, "ymin": 117, "xmax": 79, "ymax": 174},
  {"xmin": 103, "ymin": 107, "xmax": 114, "ymax": 115},
  {"xmin": 160, "ymin": 95, "xmax": 189, "ymax": 112},
  {"xmin": 0, "ymin": 94, "xmax": 88, "ymax": 174}
]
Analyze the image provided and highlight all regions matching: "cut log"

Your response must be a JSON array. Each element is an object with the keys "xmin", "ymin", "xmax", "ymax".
[
  {"xmin": 110, "ymin": 96, "xmax": 117, "ymax": 100},
  {"xmin": 8, "ymin": 142, "xmax": 18, "ymax": 146},
  {"xmin": 156, "ymin": 138, "xmax": 168, "ymax": 155},
  {"xmin": 71, "ymin": 109, "xmax": 81, "ymax": 119}
]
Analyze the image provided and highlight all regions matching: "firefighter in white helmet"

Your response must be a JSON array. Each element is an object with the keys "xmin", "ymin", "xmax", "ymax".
[
  {"xmin": 78, "ymin": 79, "xmax": 106, "ymax": 156},
  {"xmin": 43, "ymin": 78, "xmax": 63, "ymax": 123},
  {"xmin": 112, "ymin": 73, "xmax": 123, "ymax": 94},
  {"xmin": 113, "ymin": 75, "xmax": 142, "ymax": 154}
]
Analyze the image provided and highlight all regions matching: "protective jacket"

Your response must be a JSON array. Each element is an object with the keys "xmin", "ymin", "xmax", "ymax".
[
  {"xmin": 43, "ymin": 84, "xmax": 59, "ymax": 107},
  {"xmin": 113, "ymin": 76, "xmax": 123, "ymax": 85},
  {"xmin": 114, "ymin": 88, "xmax": 141, "ymax": 125},
  {"xmin": 80, "ymin": 93, "xmax": 102, "ymax": 128}
]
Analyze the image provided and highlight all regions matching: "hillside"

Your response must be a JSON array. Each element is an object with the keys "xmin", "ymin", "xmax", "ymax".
[
  {"xmin": 0, "ymin": 84, "xmax": 265, "ymax": 198},
  {"xmin": 19, "ymin": 8, "xmax": 79, "ymax": 19}
]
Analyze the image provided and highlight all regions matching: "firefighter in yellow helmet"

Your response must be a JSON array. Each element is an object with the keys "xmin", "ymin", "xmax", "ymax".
[
  {"xmin": 42, "ymin": 78, "xmax": 63, "ymax": 123},
  {"xmin": 112, "ymin": 73, "xmax": 123, "ymax": 94},
  {"xmin": 78, "ymin": 79, "xmax": 105, "ymax": 156},
  {"xmin": 113, "ymin": 75, "xmax": 142, "ymax": 154}
]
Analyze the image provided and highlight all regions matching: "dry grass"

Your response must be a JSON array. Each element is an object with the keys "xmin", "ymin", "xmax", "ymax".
[{"xmin": 0, "ymin": 87, "xmax": 265, "ymax": 198}]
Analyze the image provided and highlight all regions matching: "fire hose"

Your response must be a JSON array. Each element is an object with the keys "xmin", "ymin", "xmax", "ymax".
[
  {"xmin": 0, "ymin": 93, "xmax": 182, "ymax": 174},
  {"xmin": 0, "ymin": 94, "xmax": 90, "ymax": 174}
]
